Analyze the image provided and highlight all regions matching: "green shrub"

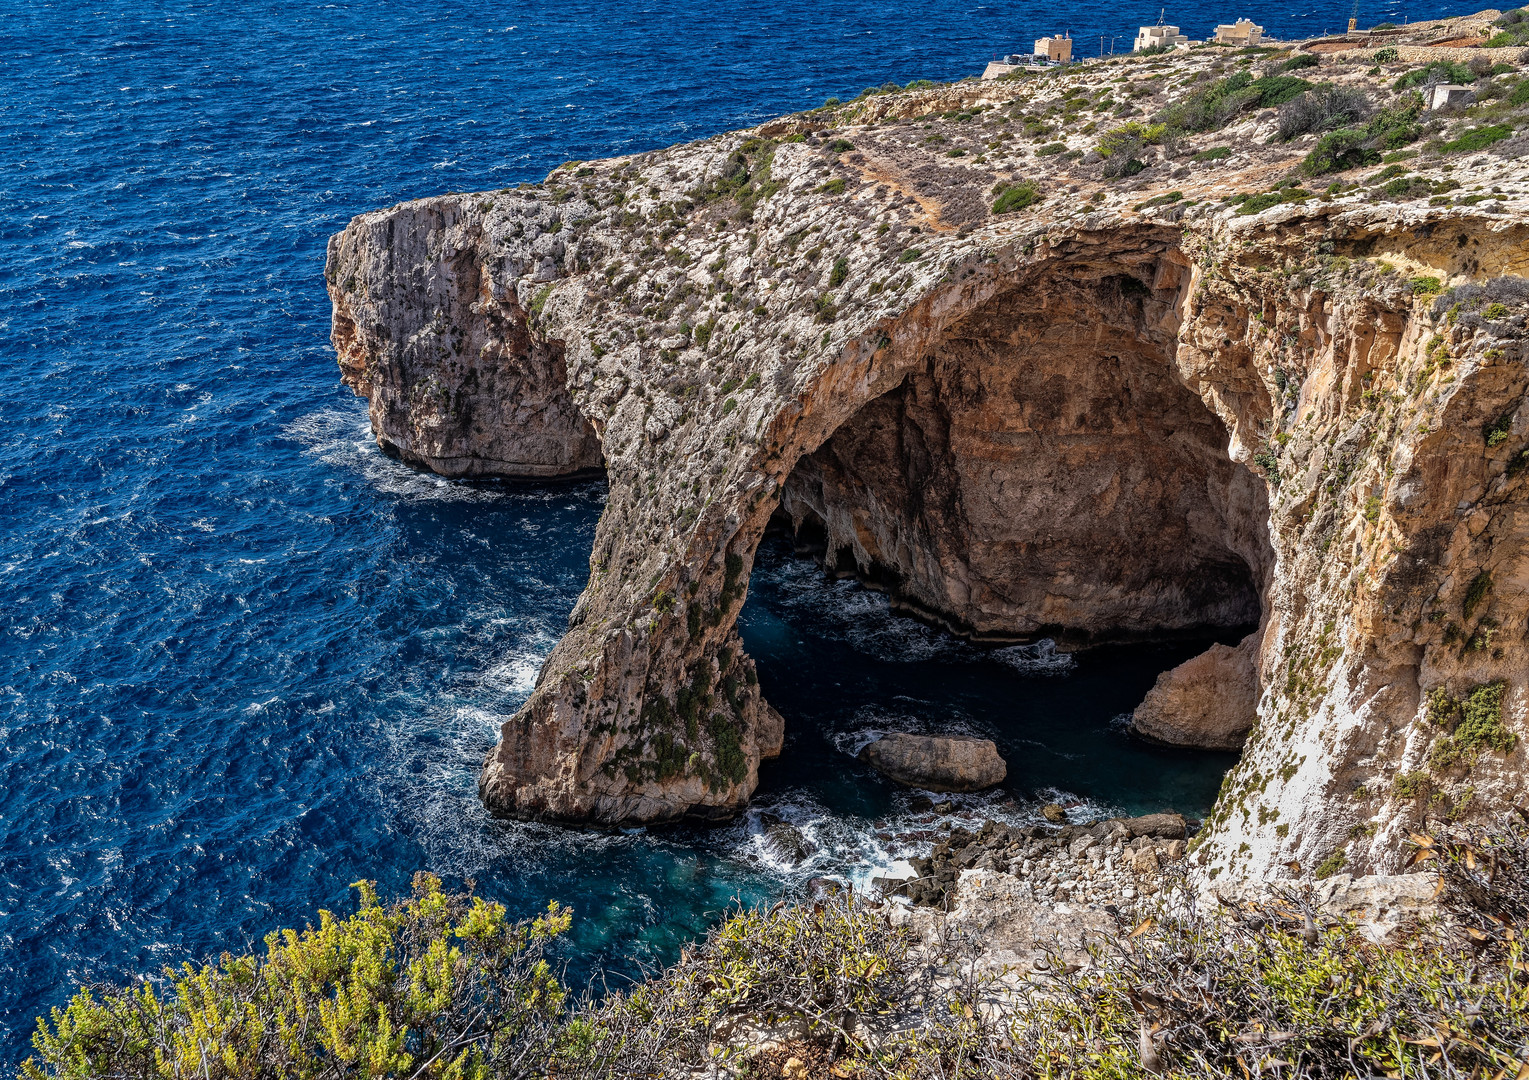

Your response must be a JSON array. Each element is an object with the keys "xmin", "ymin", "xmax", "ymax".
[
  {"xmin": 1464, "ymin": 571, "xmax": 1494, "ymax": 618},
  {"xmin": 25, "ymin": 823, "xmax": 1529, "ymax": 1080},
  {"xmin": 827, "ymin": 256, "xmax": 849, "ymax": 289},
  {"xmin": 1485, "ymin": 410, "xmax": 1515, "ymax": 448},
  {"xmin": 1395, "ymin": 60, "xmax": 1476, "ymax": 89},
  {"xmin": 897, "ymin": 247, "xmax": 924, "ymax": 263},
  {"xmin": 827, "ymin": 138, "xmax": 853, "ymax": 153},
  {"xmin": 1277, "ymin": 82, "xmax": 1371, "ymax": 140},
  {"xmin": 1430, "ymin": 681, "xmax": 1516, "ymax": 770},
  {"xmin": 1439, "ymin": 124, "xmax": 1513, "ymax": 153},
  {"xmin": 1313, "ymin": 848, "xmax": 1348, "ymax": 878},
  {"xmin": 1135, "ymin": 190, "xmax": 1183, "ymax": 210},
  {"xmin": 1409, "ymin": 275, "xmax": 1443, "ymax": 296},
  {"xmin": 1156, "ymin": 71, "xmax": 1314, "ymax": 134},
  {"xmin": 21, "ymin": 876, "xmax": 570, "ymax": 1080},
  {"xmin": 1036, "ymin": 141, "xmax": 1067, "ymax": 155},
  {"xmin": 1301, "ymin": 96, "xmax": 1422, "ymax": 175},
  {"xmin": 1485, "ymin": 9, "xmax": 1529, "ymax": 45},
  {"xmin": 992, "ymin": 180, "xmax": 1042, "ymax": 214},
  {"xmin": 815, "ymin": 177, "xmax": 847, "ymax": 196},
  {"xmin": 1511, "ymin": 80, "xmax": 1529, "ymax": 106},
  {"xmin": 1236, "ymin": 187, "xmax": 1309, "ymax": 215},
  {"xmin": 1193, "ymin": 145, "xmax": 1232, "ymax": 161},
  {"xmin": 1382, "ymin": 174, "xmax": 1431, "ymax": 198},
  {"xmin": 1374, "ymin": 46, "xmax": 1400, "ymax": 62},
  {"xmin": 1279, "ymin": 53, "xmax": 1320, "ymax": 72}
]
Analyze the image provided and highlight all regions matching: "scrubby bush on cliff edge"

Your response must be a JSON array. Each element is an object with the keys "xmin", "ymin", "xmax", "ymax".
[
  {"xmin": 21, "ymin": 875, "xmax": 572, "ymax": 1080},
  {"xmin": 22, "ymin": 816, "xmax": 1529, "ymax": 1079}
]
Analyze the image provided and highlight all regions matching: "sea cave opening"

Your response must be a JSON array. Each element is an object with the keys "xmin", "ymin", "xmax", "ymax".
[{"xmin": 740, "ymin": 254, "xmax": 1274, "ymax": 821}]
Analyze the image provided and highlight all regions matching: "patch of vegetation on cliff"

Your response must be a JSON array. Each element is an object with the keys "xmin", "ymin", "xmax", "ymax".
[
  {"xmin": 689, "ymin": 137, "xmax": 780, "ymax": 222},
  {"xmin": 27, "ymin": 819, "xmax": 1529, "ymax": 1079},
  {"xmin": 989, "ymin": 180, "xmax": 1040, "ymax": 215},
  {"xmin": 1300, "ymin": 96, "xmax": 1423, "ymax": 175},
  {"xmin": 1155, "ymin": 70, "xmax": 1314, "ymax": 134},
  {"xmin": 1428, "ymin": 680, "xmax": 1517, "ymax": 771},
  {"xmin": 21, "ymin": 874, "xmax": 571, "ymax": 1080},
  {"xmin": 1394, "ymin": 59, "xmax": 1477, "ymax": 91}
]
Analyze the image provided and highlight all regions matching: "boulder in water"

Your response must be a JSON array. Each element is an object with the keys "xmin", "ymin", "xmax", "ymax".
[
  {"xmin": 762, "ymin": 821, "xmax": 815, "ymax": 865},
  {"xmin": 858, "ymin": 733, "xmax": 1006, "ymax": 792}
]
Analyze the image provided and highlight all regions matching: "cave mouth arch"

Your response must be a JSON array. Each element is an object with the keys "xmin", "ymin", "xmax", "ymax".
[{"xmin": 772, "ymin": 255, "xmax": 1273, "ymax": 654}]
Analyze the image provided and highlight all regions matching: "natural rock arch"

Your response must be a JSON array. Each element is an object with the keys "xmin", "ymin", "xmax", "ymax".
[
  {"xmin": 458, "ymin": 236, "xmax": 1278, "ymax": 828},
  {"xmin": 327, "ymin": 114, "xmax": 1529, "ymax": 882},
  {"xmin": 775, "ymin": 255, "xmax": 1272, "ymax": 649}
]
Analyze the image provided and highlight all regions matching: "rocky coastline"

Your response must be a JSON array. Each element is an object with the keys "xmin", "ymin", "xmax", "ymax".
[{"xmin": 328, "ymin": 16, "xmax": 1529, "ymax": 887}]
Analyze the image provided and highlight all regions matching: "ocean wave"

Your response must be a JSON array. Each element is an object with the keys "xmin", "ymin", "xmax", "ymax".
[{"xmin": 280, "ymin": 407, "xmax": 501, "ymax": 504}]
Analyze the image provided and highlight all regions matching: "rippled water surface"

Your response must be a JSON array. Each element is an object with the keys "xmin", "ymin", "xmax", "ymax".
[{"xmin": 0, "ymin": 0, "xmax": 1481, "ymax": 1056}]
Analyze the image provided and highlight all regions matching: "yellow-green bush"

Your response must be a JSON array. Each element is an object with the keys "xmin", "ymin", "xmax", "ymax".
[{"xmin": 22, "ymin": 874, "xmax": 570, "ymax": 1080}]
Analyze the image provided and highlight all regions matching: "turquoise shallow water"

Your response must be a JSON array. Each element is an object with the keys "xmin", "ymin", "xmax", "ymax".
[{"xmin": 0, "ymin": 0, "xmax": 1479, "ymax": 1058}]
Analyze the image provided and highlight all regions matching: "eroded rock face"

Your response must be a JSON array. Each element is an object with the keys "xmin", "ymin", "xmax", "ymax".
[
  {"xmin": 327, "ymin": 200, "xmax": 602, "ymax": 478},
  {"xmin": 1131, "ymin": 630, "xmax": 1263, "ymax": 749},
  {"xmin": 327, "ymin": 59, "xmax": 1529, "ymax": 877},
  {"xmin": 777, "ymin": 264, "xmax": 1270, "ymax": 644},
  {"xmin": 858, "ymin": 733, "xmax": 1007, "ymax": 792}
]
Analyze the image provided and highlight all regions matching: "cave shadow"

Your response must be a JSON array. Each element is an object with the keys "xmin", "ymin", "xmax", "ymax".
[{"xmin": 740, "ymin": 252, "xmax": 1271, "ymax": 819}]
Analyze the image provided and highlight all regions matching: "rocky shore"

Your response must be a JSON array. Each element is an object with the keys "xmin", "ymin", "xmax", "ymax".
[{"xmin": 881, "ymin": 812, "xmax": 1191, "ymax": 909}]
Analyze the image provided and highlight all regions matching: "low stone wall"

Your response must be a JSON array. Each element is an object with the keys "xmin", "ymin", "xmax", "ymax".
[{"xmin": 1302, "ymin": 38, "xmax": 1529, "ymax": 63}]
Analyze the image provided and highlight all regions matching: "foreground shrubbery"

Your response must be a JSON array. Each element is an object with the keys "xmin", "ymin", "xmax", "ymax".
[
  {"xmin": 21, "ymin": 877, "xmax": 573, "ymax": 1080},
  {"xmin": 21, "ymin": 816, "xmax": 1529, "ymax": 1079}
]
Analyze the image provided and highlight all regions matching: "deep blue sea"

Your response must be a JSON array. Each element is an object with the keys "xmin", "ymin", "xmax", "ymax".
[{"xmin": 0, "ymin": 0, "xmax": 1482, "ymax": 1059}]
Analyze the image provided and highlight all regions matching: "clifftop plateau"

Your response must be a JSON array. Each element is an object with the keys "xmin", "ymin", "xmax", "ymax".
[{"xmin": 328, "ymin": 28, "xmax": 1529, "ymax": 883}]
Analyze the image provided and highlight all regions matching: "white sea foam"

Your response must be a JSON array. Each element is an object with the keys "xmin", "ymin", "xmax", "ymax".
[
  {"xmin": 990, "ymin": 638, "xmax": 1075, "ymax": 675},
  {"xmin": 282, "ymin": 407, "xmax": 497, "ymax": 504}
]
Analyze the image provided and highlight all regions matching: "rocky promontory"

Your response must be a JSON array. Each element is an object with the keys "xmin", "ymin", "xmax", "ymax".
[{"xmin": 328, "ymin": 25, "xmax": 1529, "ymax": 884}]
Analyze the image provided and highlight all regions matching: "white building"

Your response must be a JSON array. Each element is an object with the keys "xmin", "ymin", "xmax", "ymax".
[
  {"xmin": 1134, "ymin": 23, "xmax": 1189, "ymax": 51},
  {"xmin": 1213, "ymin": 18, "xmax": 1265, "ymax": 45},
  {"xmin": 1034, "ymin": 34, "xmax": 1073, "ymax": 62}
]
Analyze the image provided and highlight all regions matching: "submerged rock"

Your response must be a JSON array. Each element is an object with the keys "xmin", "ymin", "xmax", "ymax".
[{"xmin": 858, "ymin": 733, "xmax": 1007, "ymax": 792}]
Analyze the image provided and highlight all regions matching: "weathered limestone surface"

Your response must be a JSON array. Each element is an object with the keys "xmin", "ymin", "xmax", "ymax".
[
  {"xmin": 328, "ymin": 202, "xmax": 602, "ymax": 478},
  {"xmin": 858, "ymin": 733, "xmax": 1007, "ymax": 792},
  {"xmin": 327, "ymin": 51, "xmax": 1529, "ymax": 879}
]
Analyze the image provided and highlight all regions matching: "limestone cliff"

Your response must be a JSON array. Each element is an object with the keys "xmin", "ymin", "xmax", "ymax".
[{"xmin": 327, "ymin": 44, "xmax": 1529, "ymax": 879}]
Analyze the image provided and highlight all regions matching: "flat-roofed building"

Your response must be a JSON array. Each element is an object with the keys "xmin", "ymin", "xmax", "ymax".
[
  {"xmin": 1134, "ymin": 23, "xmax": 1188, "ymax": 51},
  {"xmin": 1213, "ymin": 18, "xmax": 1265, "ymax": 45},
  {"xmin": 1034, "ymin": 34, "xmax": 1073, "ymax": 62}
]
